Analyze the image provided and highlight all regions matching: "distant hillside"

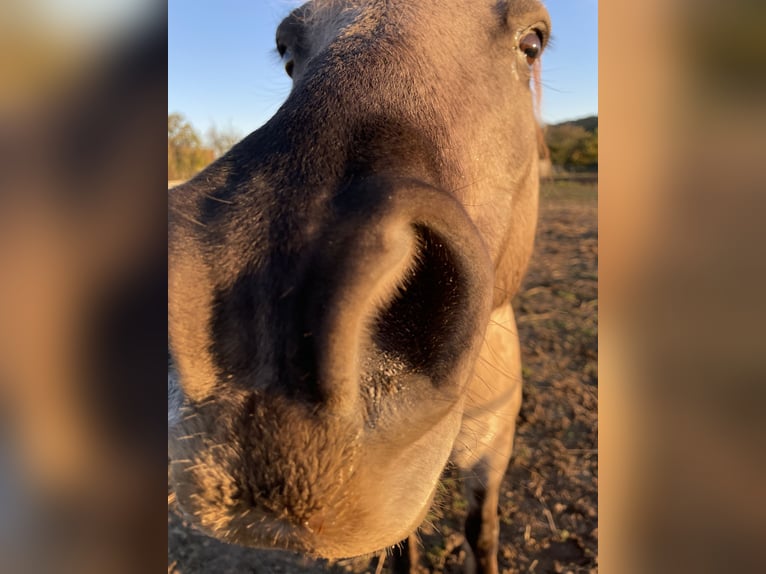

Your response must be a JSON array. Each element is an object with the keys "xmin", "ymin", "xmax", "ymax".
[
  {"xmin": 552, "ymin": 115, "xmax": 598, "ymax": 133},
  {"xmin": 544, "ymin": 115, "xmax": 598, "ymax": 171}
]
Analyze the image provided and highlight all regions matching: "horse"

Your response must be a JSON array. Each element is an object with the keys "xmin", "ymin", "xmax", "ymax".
[{"xmin": 169, "ymin": 2, "xmax": 550, "ymax": 572}]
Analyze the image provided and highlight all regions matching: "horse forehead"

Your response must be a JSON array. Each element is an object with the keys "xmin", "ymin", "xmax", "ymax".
[{"xmin": 298, "ymin": 0, "xmax": 482, "ymax": 45}]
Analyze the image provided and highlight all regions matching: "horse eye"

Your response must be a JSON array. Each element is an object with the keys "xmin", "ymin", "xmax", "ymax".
[
  {"xmin": 519, "ymin": 32, "xmax": 542, "ymax": 65},
  {"xmin": 279, "ymin": 45, "xmax": 294, "ymax": 78}
]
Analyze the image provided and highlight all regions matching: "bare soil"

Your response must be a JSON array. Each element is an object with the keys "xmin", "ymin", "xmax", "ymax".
[{"xmin": 168, "ymin": 181, "xmax": 598, "ymax": 573}]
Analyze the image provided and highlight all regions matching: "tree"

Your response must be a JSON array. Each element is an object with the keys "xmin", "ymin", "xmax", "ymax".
[
  {"xmin": 206, "ymin": 123, "xmax": 242, "ymax": 158},
  {"xmin": 168, "ymin": 113, "xmax": 215, "ymax": 180},
  {"xmin": 544, "ymin": 118, "xmax": 598, "ymax": 171},
  {"xmin": 570, "ymin": 127, "xmax": 598, "ymax": 169}
]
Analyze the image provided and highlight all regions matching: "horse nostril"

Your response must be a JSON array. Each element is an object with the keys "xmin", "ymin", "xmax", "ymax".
[
  {"xmin": 371, "ymin": 225, "xmax": 468, "ymax": 380},
  {"xmin": 306, "ymin": 182, "xmax": 494, "ymax": 412}
]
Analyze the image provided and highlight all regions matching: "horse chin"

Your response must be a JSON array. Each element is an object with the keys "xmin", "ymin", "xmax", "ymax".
[{"xmin": 169, "ymin": 396, "xmax": 462, "ymax": 559}]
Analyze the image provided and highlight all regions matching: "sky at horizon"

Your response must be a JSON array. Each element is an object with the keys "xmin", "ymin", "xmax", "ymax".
[{"xmin": 169, "ymin": 0, "xmax": 597, "ymax": 137}]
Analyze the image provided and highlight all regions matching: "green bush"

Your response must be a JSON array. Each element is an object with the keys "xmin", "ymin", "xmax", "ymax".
[
  {"xmin": 168, "ymin": 113, "xmax": 215, "ymax": 181},
  {"xmin": 545, "ymin": 116, "xmax": 598, "ymax": 171}
]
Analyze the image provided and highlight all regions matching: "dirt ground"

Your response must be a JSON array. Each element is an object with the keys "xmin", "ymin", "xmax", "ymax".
[{"xmin": 168, "ymin": 180, "xmax": 598, "ymax": 573}]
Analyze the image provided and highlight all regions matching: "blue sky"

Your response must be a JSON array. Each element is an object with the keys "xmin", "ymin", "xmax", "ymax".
[{"xmin": 169, "ymin": 0, "xmax": 597, "ymax": 136}]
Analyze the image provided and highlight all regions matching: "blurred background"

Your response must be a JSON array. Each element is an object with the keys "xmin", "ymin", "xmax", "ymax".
[
  {"xmin": 600, "ymin": 1, "xmax": 766, "ymax": 573},
  {"xmin": 1, "ymin": 0, "xmax": 765, "ymax": 573},
  {"xmin": 0, "ymin": 1, "xmax": 167, "ymax": 573}
]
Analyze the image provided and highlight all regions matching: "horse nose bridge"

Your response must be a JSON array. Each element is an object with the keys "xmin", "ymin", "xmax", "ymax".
[{"xmin": 305, "ymin": 198, "xmax": 419, "ymax": 414}]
